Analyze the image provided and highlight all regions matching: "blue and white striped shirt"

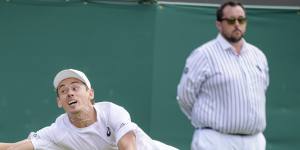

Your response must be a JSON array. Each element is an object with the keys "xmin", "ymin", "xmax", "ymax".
[{"xmin": 177, "ymin": 34, "xmax": 269, "ymax": 134}]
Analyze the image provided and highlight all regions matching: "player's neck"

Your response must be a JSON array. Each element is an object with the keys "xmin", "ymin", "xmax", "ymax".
[{"xmin": 68, "ymin": 106, "xmax": 97, "ymax": 128}]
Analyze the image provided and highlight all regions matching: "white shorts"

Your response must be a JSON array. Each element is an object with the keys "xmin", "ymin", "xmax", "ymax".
[{"xmin": 191, "ymin": 128, "xmax": 266, "ymax": 150}]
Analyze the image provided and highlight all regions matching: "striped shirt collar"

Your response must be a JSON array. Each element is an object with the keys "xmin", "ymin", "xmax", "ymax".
[{"xmin": 216, "ymin": 33, "xmax": 247, "ymax": 54}]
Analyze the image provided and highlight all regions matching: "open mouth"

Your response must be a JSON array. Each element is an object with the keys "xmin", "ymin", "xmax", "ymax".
[{"xmin": 68, "ymin": 100, "xmax": 78, "ymax": 106}]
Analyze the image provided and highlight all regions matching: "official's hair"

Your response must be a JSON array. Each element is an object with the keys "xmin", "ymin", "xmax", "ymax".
[{"xmin": 216, "ymin": 1, "xmax": 246, "ymax": 21}]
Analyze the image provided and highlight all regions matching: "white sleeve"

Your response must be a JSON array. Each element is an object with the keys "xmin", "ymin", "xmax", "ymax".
[
  {"xmin": 28, "ymin": 125, "xmax": 60, "ymax": 150},
  {"xmin": 262, "ymin": 51, "xmax": 269, "ymax": 91},
  {"xmin": 177, "ymin": 49, "xmax": 209, "ymax": 119},
  {"xmin": 107, "ymin": 103, "xmax": 137, "ymax": 143},
  {"xmin": 101, "ymin": 102, "xmax": 179, "ymax": 150}
]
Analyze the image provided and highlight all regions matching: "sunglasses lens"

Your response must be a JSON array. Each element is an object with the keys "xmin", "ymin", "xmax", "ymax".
[
  {"xmin": 238, "ymin": 18, "xmax": 246, "ymax": 24},
  {"xmin": 222, "ymin": 17, "xmax": 247, "ymax": 25},
  {"xmin": 227, "ymin": 19, "xmax": 236, "ymax": 25}
]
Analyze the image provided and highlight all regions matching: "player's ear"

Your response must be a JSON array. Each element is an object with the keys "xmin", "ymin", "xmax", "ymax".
[
  {"xmin": 57, "ymin": 97, "xmax": 62, "ymax": 108},
  {"xmin": 89, "ymin": 88, "xmax": 94, "ymax": 100}
]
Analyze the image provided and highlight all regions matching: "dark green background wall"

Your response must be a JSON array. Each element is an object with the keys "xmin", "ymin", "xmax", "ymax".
[{"xmin": 0, "ymin": 1, "xmax": 299, "ymax": 150}]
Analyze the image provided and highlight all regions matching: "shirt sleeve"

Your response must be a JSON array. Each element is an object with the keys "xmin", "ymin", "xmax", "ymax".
[
  {"xmin": 28, "ymin": 126, "xmax": 60, "ymax": 150},
  {"xmin": 177, "ymin": 49, "xmax": 209, "ymax": 120},
  {"xmin": 107, "ymin": 103, "xmax": 137, "ymax": 144},
  {"xmin": 263, "ymin": 53, "xmax": 270, "ymax": 91}
]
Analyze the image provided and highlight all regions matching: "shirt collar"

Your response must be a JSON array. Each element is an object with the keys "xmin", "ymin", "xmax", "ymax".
[{"xmin": 216, "ymin": 34, "xmax": 247, "ymax": 54}]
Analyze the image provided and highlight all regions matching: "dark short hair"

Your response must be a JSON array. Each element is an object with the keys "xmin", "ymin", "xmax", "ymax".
[{"xmin": 216, "ymin": 1, "xmax": 246, "ymax": 21}]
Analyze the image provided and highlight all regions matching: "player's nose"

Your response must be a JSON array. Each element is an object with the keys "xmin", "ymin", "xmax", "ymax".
[{"xmin": 67, "ymin": 90, "xmax": 74, "ymax": 97}]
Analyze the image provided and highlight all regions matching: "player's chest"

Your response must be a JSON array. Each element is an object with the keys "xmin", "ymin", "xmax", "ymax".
[{"xmin": 56, "ymin": 123, "xmax": 117, "ymax": 150}]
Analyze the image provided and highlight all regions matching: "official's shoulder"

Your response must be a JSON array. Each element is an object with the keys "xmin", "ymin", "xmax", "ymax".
[
  {"xmin": 186, "ymin": 39, "xmax": 216, "ymax": 61},
  {"xmin": 244, "ymin": 40, "xmax": 261, "ymax": 50},
  {"xmin": 245, "ymin": 42, "xmax": 267, "ymax": 57},
  {"xmin": 195, "ymin": 39, "xmax": 217, "ymax": 52},
  {"xmin": 188, "ymin": 39, "xmax": 218, "ymax": 61}
]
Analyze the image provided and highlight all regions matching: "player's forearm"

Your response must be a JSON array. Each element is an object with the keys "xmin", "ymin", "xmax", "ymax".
[
  {"xmin": 119, "ymin": 143, "xmax": 136, "ymax": 150},
  {"xmin": 4, "ymin": 140, "xmax": 34, "ymax": 150},
  {"xmin": 0, "ymin": 142, "xmax": 13, "ymax": 150},
  {"xmin": 118, "ymin": 131, "xmax": 136, "ymax": 150}
]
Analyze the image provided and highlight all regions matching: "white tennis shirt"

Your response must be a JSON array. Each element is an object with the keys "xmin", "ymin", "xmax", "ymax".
[{"xmin": 29, "ymin": 102, "xmax": 177, "ymax": 150}]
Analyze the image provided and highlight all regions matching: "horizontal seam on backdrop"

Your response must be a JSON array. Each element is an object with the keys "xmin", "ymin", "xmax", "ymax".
[{"xmin": 158, "ymin": 1, "xmax": 300, "ymax": 10}]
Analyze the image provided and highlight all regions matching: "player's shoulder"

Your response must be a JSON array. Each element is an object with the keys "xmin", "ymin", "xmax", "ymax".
[
  {"xmin": 94, "ymin": 101, "xmax": 132, "ymax": 130},
  {"xmin": 33, "ymin": 114, "xmax": 68, "ymax": 143},
  {"xmin": 94, "ymin": 101, "xmax": 128, "ymax": 115},
  {"xmin": 94, "ymin": 101, "xmax": 122, "ymax": 110},
  {"xmin": 52, "ymin": 113, "xmax": 67, "ymax": 126},
  {"xmin": 52, "ymin": 114, "xmax": 71, "ymax": 133}
]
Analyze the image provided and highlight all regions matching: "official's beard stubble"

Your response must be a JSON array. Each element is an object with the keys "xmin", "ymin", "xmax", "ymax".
[
  {"xmin": 226, "ymin": 35, "xmax": 243, "ymax": 43},
  {"xmin": 222, "ymin": 29, "xmax": 244, "ymax": 43}
]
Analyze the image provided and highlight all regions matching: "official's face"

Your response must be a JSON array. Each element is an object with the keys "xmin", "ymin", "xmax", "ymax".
[
  {"xmin": 56, "ymin": 78, "xmax": 94, "ymax": 114},
  {"xmin": 216, "ymin": 5, "xmax": 247, "ymax": 43}
]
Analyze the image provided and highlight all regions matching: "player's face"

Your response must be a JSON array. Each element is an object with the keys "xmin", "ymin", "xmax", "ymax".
[
  {"xmin": 56, "ymin": 78, "xmax": 94, "ymax": 114},
  {"xmin": 216, "ymin": 5, "xmax": 247, "ymax": 43}
]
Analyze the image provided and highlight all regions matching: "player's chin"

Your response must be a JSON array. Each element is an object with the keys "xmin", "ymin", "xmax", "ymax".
[{"xmin": 66, "ymin": 107, "xmax": 81, "ymax": 114}]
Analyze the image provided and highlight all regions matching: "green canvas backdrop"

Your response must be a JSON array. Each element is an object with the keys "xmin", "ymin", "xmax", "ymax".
[{"xmin": 0, "ymin": 1, "xmax": 299, "ymax": 150}]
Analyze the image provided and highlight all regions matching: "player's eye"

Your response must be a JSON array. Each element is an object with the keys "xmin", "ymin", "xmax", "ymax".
[
  {"xmin": 59, "ymin": 89, "xmax": 66, "ymax": 94},
  {"xmin": 72, "ymin": 85, "xmax": 81, "ymax": 91}
]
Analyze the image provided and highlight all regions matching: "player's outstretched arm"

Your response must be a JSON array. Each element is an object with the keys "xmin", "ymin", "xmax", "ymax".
[
  {"xmin": 0, "ymin": 139, "xmax": 34, "ymax": 150},
  {"xmin": 0, "ymin": 142, "xmax": 13, "ymax": 150},
  {"xmin": 117, "ymin": 131, "xmax": 136, "ymax": 150}
]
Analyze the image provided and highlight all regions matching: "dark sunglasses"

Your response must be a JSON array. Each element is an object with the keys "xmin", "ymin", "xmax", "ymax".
[{"xmin": 221, "ymin": 17, "xmax": 247, "ymax": 25}]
